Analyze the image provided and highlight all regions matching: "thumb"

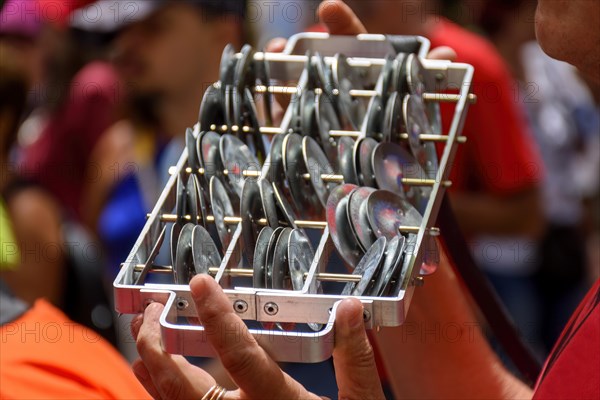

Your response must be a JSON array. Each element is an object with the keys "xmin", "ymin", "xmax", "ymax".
[
  {"xmin": 333, "ymin": 298, "xmax": 385, "ymax": 400},
  {"xmin": 427, "ymin": 46, "xmax": 457, "ymax": 62},
  {"xmin": 318, "ymin": 0, "xmax": 367, "ymax": 35}
]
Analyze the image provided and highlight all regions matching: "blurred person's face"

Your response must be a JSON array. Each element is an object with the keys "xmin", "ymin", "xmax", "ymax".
[
  {"xmin": 113, "ymin": 3, "xmax": 228, "ymax": 98},
  {"xmin": 343, "ymin": 0, "xmax": 431, "ymax": 35},
  {"xmin": 535, "ymin": 0, "xmax": 600, "ymax": 80},
  {"xmin": 0, "ymin": 35, "xmax": 43, "ymax": 89}
]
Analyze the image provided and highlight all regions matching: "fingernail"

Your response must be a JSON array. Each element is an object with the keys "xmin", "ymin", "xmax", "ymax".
[
  {"xmin": 190, "ymin": 274, "xmax": 210, "ymax": 303},
  {"xmin": 268, "ymin": 37, "xmax": 287, "ymax": 49},
  {"xmin": 342, "ymin": 299, "xmax": 364, "ymax": 330}
]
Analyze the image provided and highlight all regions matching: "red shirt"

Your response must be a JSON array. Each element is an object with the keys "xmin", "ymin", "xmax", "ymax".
[
  {"xmin": 20, "ymin": 62, "xmax": 121, "ymax": 221},
  {"xmin": 533, "ymin": 279, "xmax": 600, "ymax": 398},
  {"xmin": 429, "ymin": 19, "xmax": 544, "ymax": 195}
]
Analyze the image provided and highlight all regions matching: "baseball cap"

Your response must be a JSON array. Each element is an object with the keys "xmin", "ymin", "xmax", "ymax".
[
  {"xmin": 0, "ymin": 0, "xmax": 45, "ymax": 38},
  {"xmin": 70, "ymin": 0, "xmax": 245, "ymax": 33}
]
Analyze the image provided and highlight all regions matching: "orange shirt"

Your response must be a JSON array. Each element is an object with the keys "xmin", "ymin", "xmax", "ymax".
[{"xmin": 0, "ymin": 299, "xmax": 149, "ymax": 399}]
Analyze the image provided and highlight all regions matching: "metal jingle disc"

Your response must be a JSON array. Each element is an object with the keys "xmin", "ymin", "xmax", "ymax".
[
  {"xmin": 200, "ymin": 130, "xmax": 240, "ymax": 210},
  {"xmin": 347, "ymin": 186, "xmax": 377, "ymax": 251},
  {"xmin": 231, "ymin": 86, "xmax": 246, "ymax": 135},
  {"xmin": 272, "ymin": 227, "xmax": 293, "ymax": 290},
  {"xmin": 288, "ymin": 228, "xmax": 323, "ymax": 332},
  {"xmin": 424, "ymin": 101, "xmax": 441, "ymax": 179},
  {"xmin": 198, "ymin": 131, "xmax": 223, "ymax": 181},
  {"xmin": 372, "ymin": 142, "xmax": 431, "ymax": 211},
  {"xmin": 392, "ymin": 52, "xmax": 409, "ymax": 96},
  {"xmin": 234, "ymin": 44, "xmax": 256, "ymax": 94},
  {"xmin": 281, "ymin": 133, "xmax": 302, "ymax": 177},
  {"xmin": 315, "ymin": 93, "xmax": 340, "ymax": 162},
  {"xmin": 426, "ymin": 96, "xmax": 442, "ymax": 131},
  {"xmin": 341, "ymin": 237, "xmax": 387, "ymax": 296},
  {"xmin": 289, "ymin": 91, "xmax": 303, "ymax": 134},
  {"xmin": 287, "ymin": 228, "xmax": 315, "ymax": 291},
  {"xmin": 186, "ymin": 174, "xmax": 200, "ymax": 225},
  {"xmin": 254, "ymin": 54, "xmax": 273, "ymax": 126},
  {"xmin": 334, "ymin": 52, "xmax": 365, "ymax": 95},
  {"xmin": 264, "ymin": 227, "xmax": 285, "ymax": 289},
  {"xmin": 382, "ymin": 91, "xmax": 404, "ymax": 143},
  {"xmin": 302, "ymin": 136, "xmax": 337, "ymax": 208},
  {"xmin": 421, "ymin": 234, "xmax": 440, "ymax": 276},
  {"xmin": 406, "ymin": 53, "xmax": 425, "ymax": 95},
  {"xmin": 171, "ymin": 174, "xmax": 187, "ymax": 265},
  {"xmin": 263, "ymin": 228, "xmax": 293, "ymax": 331},
  {"xmin": 228, "ymin": 86, "xmax": 252, "ymax": 138},
  {"xmin": 326, "ymin": 184, "xmax": 363, "ymax": 269},
  {"xmin": 390, "ymin": 233, "xmax": 417, "ymax": 297},
  {"xmin": 191, "ymin": 225, "xmax": 221, "ymax": 276},
  {"xmin": 337, "ymin": 136, "xmax": 359, "ymax": 185},
  {"xmin": 379, "ymin": 53, "xmax": 395, "ymax": 104},
  {"xmin": 170, "ymin": 223, "xmax": 182, "ymax": 270},
  {"xmin": 305, "ymin": 50, "xmax": 318, "ymax": 90},
  {"xmin": 132, "ymin": 226, "xmax": 166, "ymax": 285},
  {"xmin": 240, "ymin": 179, "xmax": 265, "ymax": 268},
  {"xmin": 219, "ymin": 44, "xmax": 237, "ymax": 90},
  {"xmin": 364, "ymin": 95, "xmax": 383, "ymax": 140},
  {"xmin": 332, "ymin": 53, "xmax": 360, "ymax": 130},
  {"xmin": 223, "ymin": 85, "xmax": 235, "ymax": 130},
  {"xmin": 403, "ymin": 94, "xmax": 430, "ymax": 172},
  {"xmin": 192, "ymin": 173, "xmax": 211, "ymax": 229},
  {"xmin": 356, "ymin": 137, "xmax": 378, "ymax": 187},
  {"xmin": 209, "ymin": 176, "xmax": 235, "ymax": 251},
  {"xmin": 300, "ymin": 89, "xmax": 318, "ymax": 139},
  {"xmin": 281, "ymin": 132, "xmax": 298, "ymax": 177},
  {"xmin": 369, "ymin": 235, "xmax": 405, "ymax": 296},
  {"xmin": 199, "ymin": 84, "xmax": 226, "ymax": 131},
  {"xmin": 272, "ymin": 182, "xmax": 299, "ymax": 230},
  {"xmin": 366, "ymin": 190, "xmax": 423, "ymax": 240},
  {"xmin": 315, "ymin": 52, "xmax": 333, "ymax": 97},
  {"xmin": 271, "ymin": 228, "xmax": 297, "ymax": 331},
  {"xmin": 350, "ymin": 138, "xmax": 362, "ymax": 186},
  {"xmin": 267, "ymin": 134, "xmax": 291, "ymax": 202},
  {"xmin": 283, "ymin": 133, "xmax": 323, "ymax": 218},
  {"xmin": 259, "ymin": 178, "xmax": 279, "ymax": 227},
  {"xmin": 422, "ymin": 142, "xmax": 439, "ymax": 180},
  {"xmin": 359, "ymin": 198, "xmax": 378, "ymax": 247},
  {"xmin": 252, "ymin": 226, "xmax": 273, "ymax": 289},
  {"xmin": 174, "ymin": 223, "xmax": 195, "ymax": 284},
  {"xmin": 175, "ymin": 173, "xmax": 187, "ymax": 224},
  {"xmin": 219, "ymin": 134, "xmax": 261, "ymax": 197},
  {"xmin": 239, "ymin": 87, "xmax": 267, "ymax": 163}
]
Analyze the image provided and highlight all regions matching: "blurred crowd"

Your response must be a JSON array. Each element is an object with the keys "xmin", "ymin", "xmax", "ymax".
[{"xmin": 0, "ymin": 0, "xmax": 598, "ymax": 398}]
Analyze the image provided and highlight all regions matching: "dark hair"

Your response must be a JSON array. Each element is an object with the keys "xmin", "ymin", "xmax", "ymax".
[
  {"xmin": 0, "ymin": 59, "xmax": 27, "ymax": 153},
  {"xmin": 190, "ymin": 0, "xmax": 246, "ymax": 18},
  {"xmin": 479, "ymin": 0, "xmax": 531, "ymax": 37}
]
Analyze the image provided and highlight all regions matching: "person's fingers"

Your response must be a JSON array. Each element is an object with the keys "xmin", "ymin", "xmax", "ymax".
[
  {"xmin": 190, "ymin": 275, "xmax": 314, "ymax": 399},
  {"xmin": 136, "ymin": 302, "xmax": 215, "ymax": 399},
  {"xmin": 132, "ymin": 359, "xmax": 162, "ymax": 400},
  {"xmin": 265, "ymin": 37, "xmax": 287, "ymax": 53},
  {"xmin": 333, "ymin": 298, "xmax": 385, "ymax": 400},
  {"xmin": 427, "ymin": 46, "xmax": 457, "ymax": 62},
  {"xmin": 318, "ymin": 0, "xmax": 367, "ymax": 35},
  {"xmin": 131, "ymin": 313, "xmax": 143, "ymax": 341}
]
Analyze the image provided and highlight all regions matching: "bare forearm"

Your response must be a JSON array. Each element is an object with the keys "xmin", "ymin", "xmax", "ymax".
[
  {"xmin": 372, "ymin": 251, "xmax": 533, "ymax": 399},
  {"xmin": 449, "ymin": 189, "xmax": 545, "ymax": 238}
]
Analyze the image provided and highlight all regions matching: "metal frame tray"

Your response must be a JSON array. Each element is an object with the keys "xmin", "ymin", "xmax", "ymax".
[{"xmin": 114, "ymin": 33, "xmax": 474, "ymax": 362}]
